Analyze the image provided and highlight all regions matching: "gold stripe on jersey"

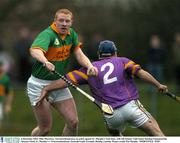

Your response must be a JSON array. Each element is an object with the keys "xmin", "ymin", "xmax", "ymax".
[
  {"xmin": 73, "ymin": 70, "xmax": 88, "ymax": 80},
  {"xmin": 124, "ymin": 61, "xmax": 135, "ymax": 69},
  {"xmin": 45, "ymin": 45, "xmax": 72, "ymax": 61},
  {"xmin": 74, "ymin": 43, "xmax": 82, "ymax": 51},
  {"xmin": 0, "ymin": 85, "xmax": 5, "ymax": 96},
  {"xmin": 67, "ymin": 72, "xmax": 77, "ymax": 84},
  {"xmin": 132, "ymin": 64, "xmax": 141, "ymax": 75}
]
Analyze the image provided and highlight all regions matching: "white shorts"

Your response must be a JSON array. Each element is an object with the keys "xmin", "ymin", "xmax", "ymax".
[
  {"xmin": 103, "ymin": 100, "xmax": 151, "ymax": 133},
  {"xmin": 27, "ymin": 75, "xmax": 73, "ymax": 106}
]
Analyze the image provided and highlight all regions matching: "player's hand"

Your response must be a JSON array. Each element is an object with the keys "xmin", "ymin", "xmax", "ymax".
[
  {"xmin": 44, "ymin": 61, "xmax": 55, "ymax": 72},
  {"xmin": 87, "ymin": 66, "xmax": 98, "ymax": 76},
  {"xmin": 158, "ymin": 84, "xmax": 168, "ymax": 93},
  {"xmin": 36, "ymin": 88, "xmax": 48, "ymax": 106}
]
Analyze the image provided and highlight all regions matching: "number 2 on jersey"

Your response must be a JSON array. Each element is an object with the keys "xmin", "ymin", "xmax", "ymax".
[{"xmin": 101, "ymin": 62, "xmax": 117, "ymax": 84}]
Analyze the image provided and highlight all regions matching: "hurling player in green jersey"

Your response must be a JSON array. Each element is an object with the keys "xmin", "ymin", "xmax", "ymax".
[
  {"xmin": 0, "ymin": 61, "xmax": 13, "ymax": 129},
  {"xmin": 27, "ymin": 9, "xmax": 98, "ymax": 136}
]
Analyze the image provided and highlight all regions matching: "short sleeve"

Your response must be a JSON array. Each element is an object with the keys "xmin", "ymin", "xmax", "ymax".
[
  {"xmin": 122, "ymin": 57, "xmax": 141, "ymax": 76},
  {"xmin": 66, "ymin": 67, "xmax": 88, "ymax": 85},
  {"xmin": 70, "ymin": 29, "xmax": 82, "ymax": 52},
  {"xmin": 31, "ymin": 31, "xmax": 51, "ymax": 52}
]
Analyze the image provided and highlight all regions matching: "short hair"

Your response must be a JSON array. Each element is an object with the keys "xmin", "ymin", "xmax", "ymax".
[{"xmin": 54, "ymin": 9, "xmax": 73, "ymax": 20}]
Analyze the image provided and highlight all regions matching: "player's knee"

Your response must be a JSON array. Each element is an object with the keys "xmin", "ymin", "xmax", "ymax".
[
  {"xmin": 139, "ymin": 118, "xmax": 164, "ymax": 136},
  {"xmin": 149, "ymin": 119, "xmax": 164, "ymax": 136},
  {"xmin": 68, "ymin": 118, "xmax": 79, "ymax": 130},
  {"xmin": 151, "ymin": 125, "xmax": 164, "ymax": 136}
]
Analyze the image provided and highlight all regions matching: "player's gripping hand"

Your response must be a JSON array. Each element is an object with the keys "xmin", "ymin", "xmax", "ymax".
[
  {"xmin": 36, "ymin": 87, "xmax": 48, "ymax": 106},
  {"xmin": 87, "ymin": 66, "xmax": 98, "ymax": 76},
  {"xmin": 157, "ymin": 84, "xmax": 168, "ymax": 93},
  {"xmin": 43, "ymin": 61, "xmax": 55, "ymax": 72}
]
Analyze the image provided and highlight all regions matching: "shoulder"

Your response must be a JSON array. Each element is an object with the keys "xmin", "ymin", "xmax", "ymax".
[
  {"xmin": 111, "ymin": 57, "xmax": 132, "ymax": 65},
  {"xmin": 70, "ymin": 28, "xmax": 76, "ymax": 34},
  {"xmin": 92, "ymin": 60, "xmax": 101, "ymax": 66},
  {"xmin": 39, "ymin": 27, "xmax": 56, "ymax": 37},
  {"xmin": 34, "ymin": 27, "xmax": 57, "ymax": 42},
  {"xmin": 119, "ymin": 57, "xmax": 130, "ymax": 61},
  {"xmin": 69, "ymin": 28, "xmax": 78, "ymax": 37}
]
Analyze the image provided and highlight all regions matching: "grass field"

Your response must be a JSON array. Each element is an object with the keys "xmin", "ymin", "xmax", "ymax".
[{"xmin": 0, "ymin": 82, "xmax": 180, "ymax": 136}]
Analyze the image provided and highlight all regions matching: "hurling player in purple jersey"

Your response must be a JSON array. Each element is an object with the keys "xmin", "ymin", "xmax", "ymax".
[{"xmin": 37, "ymin": 40, "xmax": 168, "ymax": 136}]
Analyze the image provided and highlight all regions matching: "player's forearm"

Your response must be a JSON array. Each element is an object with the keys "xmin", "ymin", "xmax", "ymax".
[
  {"xmin": 78, "ymin": 54, "xmax": 93, "ymax": 68},
  {"xmin": 44, "ymin": 79, "xmax": 68, "ymax": 92},
  {"xmin": 74, "ymin": 48, "xmax": 93, "ymax": 68},
  {"xmin": 30, "ymin": 48, "xmax": 48, "ymax": 64},
  {"xmin": 137, "ymin": 69, "xmax": 161, "ymax": 88}
]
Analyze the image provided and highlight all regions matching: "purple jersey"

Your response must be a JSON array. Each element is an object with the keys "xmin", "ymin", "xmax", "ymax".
[{"xmin": 66, "ymin": 57, "xmax": 141, "ymax": 109}]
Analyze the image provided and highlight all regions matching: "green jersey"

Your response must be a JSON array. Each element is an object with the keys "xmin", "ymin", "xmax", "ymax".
[
  {"xmin": 30, "ymin": 23, "xmax": 82, "ymax": 80},
  {"xmin": 0, "ymin": 73, "xmax": 10, "ymax": 102}
]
